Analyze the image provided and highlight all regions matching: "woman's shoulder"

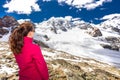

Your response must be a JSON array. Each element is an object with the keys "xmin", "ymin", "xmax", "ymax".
[
  {"xmin": 30, "ymin": 43, "xmax": 41, "ymax": 53},
  {"xmin": 31, "ymin": 43, "xmax": 40, "ymax": 49}
]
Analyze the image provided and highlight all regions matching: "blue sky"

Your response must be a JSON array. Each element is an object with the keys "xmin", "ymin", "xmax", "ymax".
[{"xmin": 0, "ymin": 0, "xmax": 120, "ymax": 24}]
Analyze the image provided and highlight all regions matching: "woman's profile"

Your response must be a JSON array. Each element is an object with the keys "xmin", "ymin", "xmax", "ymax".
[{"xmin": 9, "ymin": 21, "xmax": 49, "ymax": 80}]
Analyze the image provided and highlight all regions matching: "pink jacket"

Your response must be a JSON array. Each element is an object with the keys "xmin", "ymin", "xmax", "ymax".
[{"xmin": 14, "ymin": 37, "xmax": 49, "ymax": 80}]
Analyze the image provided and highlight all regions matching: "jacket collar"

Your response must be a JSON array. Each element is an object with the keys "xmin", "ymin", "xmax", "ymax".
[{"xmin": 24, "ymin": 36, "xmax": 33, "ymax": 43}]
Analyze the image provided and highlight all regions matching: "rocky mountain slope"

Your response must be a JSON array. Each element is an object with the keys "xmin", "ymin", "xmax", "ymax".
[
  {"xmin": 34, "ymin": 16, "xmax": 120, "ymax": 68},
  {"xmin": 99, "ymin": 14, "xmax": 120, "ymax": 33},
  {"xmin": 34, "ymin": 16, "xmax": 120, "ymax": 51},
  {"xmin": 0, "ymin": 42, "xmax": 120, "ymax": 80}
]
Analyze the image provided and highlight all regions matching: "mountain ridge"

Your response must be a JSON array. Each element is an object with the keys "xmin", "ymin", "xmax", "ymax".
[{"xmin": 0, "ymin": 15, "xmax": 120, "ymax": 79}]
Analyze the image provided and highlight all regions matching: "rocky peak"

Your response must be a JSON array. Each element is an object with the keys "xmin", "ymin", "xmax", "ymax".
[
  {"xmin": 45, "ymin": 17, "xmax": 73, "ymax": 33},
  {"xmin": 0, "ymin": 15, "xmax": 19, "ymax": 37},
  {"xmin": 111, "ymin": 16, "xmax": 120, "ymax": 20},
  {"xmin": 86, "ymin": 27, "xmax": 102, "ymax": 37},
  {"xmin": 1, "ymin": 15, "xmax": 19, "ymax": 27},
  {"xmin": 99, "ymin": 15, "xmax": 120, "ymax": 33},
  {"xmin": 36, "ymin": 17, "xmax": 92, "ymax": 35}
]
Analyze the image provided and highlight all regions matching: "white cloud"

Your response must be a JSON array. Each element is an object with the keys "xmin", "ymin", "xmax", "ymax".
[
  {"xmin": 101, "ymin": 13, "xmax": 120, "ymax": 20},
  {"xmin": 57, "ymin": 0, "xmax": 112, "ymax": 10},
  {"xmin": 3, "ymin": 0, "xmax": 41, "ymax": 14},
  {"xmin": 72, "ymin": 0, "xmax": 94, "ymax": 5},
  {"xmin": 84, "ymin": 0, "xmax": 112, "ymax": 10},
  {"xmin": 3, "ymin": 0, "xmax": 112, "ymax": 14}
]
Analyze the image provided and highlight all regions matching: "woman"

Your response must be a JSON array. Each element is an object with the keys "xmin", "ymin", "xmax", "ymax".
[{"xmin": 9, "ymin": 21, "xmax": 49, "ymax": 80}]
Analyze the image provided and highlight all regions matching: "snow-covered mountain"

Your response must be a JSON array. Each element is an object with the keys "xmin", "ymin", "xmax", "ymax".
[
  {"xmin": 0, "ymin": 15, "xmax": 120, "ymax": 79},
  {"xmin": 33, "ymin": 15, "xmax": 120, "ymax": 68},
  {"xmin": 99, "ymin": 14, "xmax": 120, "ymax": 33},
  {"xmin": 0, "ymin": 15, "xmax": 120, "ymax": 67}
]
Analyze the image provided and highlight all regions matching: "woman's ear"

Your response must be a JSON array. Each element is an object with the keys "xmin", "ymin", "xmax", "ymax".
[{"xmin": 27, "ymin": 31, "xmax": 34, "ymax": 38}]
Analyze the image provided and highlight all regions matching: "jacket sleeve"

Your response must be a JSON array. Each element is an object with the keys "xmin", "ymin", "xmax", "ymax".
[{"xmin": 32, "ymin": 45, "xmax": 49, "ymax": 80}]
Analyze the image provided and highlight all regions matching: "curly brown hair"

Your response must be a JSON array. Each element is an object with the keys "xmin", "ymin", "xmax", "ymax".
[{"xmin": 9, "ymin": 21, "xmax": 35, "ymax": 54}]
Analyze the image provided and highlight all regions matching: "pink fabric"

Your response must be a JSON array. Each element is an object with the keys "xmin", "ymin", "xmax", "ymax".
[{"xmin": 14, "ymin": 37, "xmax": 49, "ymax": 80}]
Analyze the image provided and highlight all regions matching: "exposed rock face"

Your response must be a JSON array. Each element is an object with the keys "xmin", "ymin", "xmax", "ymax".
[
  {"xmin": 48, "ymin": 20, "xmax": 68, "ymax": 34},
  {"xmin": 100, "ymin": 44, "xmax": 119, "ymax": 51},
  {"xmin": 99, "ymin": 15, "xmax": 120, "ymax": 34},
  {"xmin": 86, "ymin": 27, "xmax": 102, "ymax": 37},
  {"xmin": 100, "ymin": 36, "xmax": 120, "ymax": 51},
  {"xmin": 35, "ymin": 17, "xmax": 74, "ymax": 34},
  {"xmin": 0, "ymin": 28, "xmax": 9, "ymax": 35},
  {"xmin": 0, "ymin": 15, "xmax": 19, "ymax": 38},
  {"xmin": 105, "ymin": 36, "xmax": 120, "ymax": 43},
  {"xmin": 78, "ymin": 23, "xmax": 94, "ymax": 30},
  {"xmin": 1, "ymin": 15, "xmax": 19, "ymax": 27},
  {"xmin": 0, "ymin": 35, "xmax": 2, "ymax": 38},
  {"xmin": 0, "ymin": 42, "xmax": 120, "ymax": 80},
  {"xmin": 75, "ymin": 23, "xmax": 102, "ymax": 37},
  {"xmin": 112, "ymin": 27, "xmax": 120, "ymax": 33}
]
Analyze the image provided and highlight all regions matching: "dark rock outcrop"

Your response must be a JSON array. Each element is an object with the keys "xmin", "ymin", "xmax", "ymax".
[
  {"xmin": 79, "ymin": 25, "xmax": 88, "ymax": 30},
  {"xmin": 100, "ymin": 44, "xmax": 119, "ymax": 51},
  {"xmin": 100, "ymin": 36, "xmax": 120, "ymax": 51},
  {"xmin": 43, "ymin": 35, "xmax": 49, "ymax": 41},
  {"xmin": 112, "ymin": 27, "xmax": 120, "ymax": 33},
  {"xmin": 87, "ymin": 27, "xmax": 102, "ymax": 37},
  {"xmin": 80, "ymin": 23, "xmax": 93, "ymax": 30},
  {"xmin": 0, "ymin": 35, "xmax": 2, "ymax": 38},
  {"xmin": 0, "ymin": 15, "xmax": 19, "ymax": 37},
  {"xmin": 0, "ymin": 28, "xmax": 9, "ymax": 35},
  {"xmin": 105, "ymin": 36, "xmax": 120, "ymax": 43},
  {"xmin": 1, "ymin": 15, "xmax": 19, "ymax": 27}
]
